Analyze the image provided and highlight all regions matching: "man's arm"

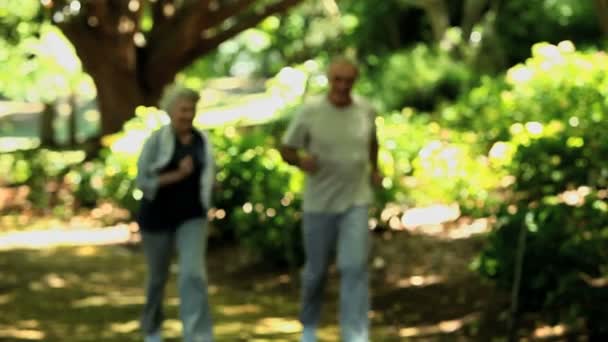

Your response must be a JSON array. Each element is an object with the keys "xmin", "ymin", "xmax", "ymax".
[
  {"xmin": 369, "ymin": 122, "xmax": 383, "ymax": 187},
  {"xmin": 280, "ymin": 145, "xmax": 318, "ymax": 174},
  {"xmin": 280, "ymin": 145, "xmax": 301, "ymax": 167},
  {"xmin": 370, "ymin": 133, "xmax": 379, "ymax": 171}
]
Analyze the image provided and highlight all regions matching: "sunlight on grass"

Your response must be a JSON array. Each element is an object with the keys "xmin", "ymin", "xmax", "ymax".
[
  {"xmin": 253, "ymin": 317, "xmax": 300, "ymax": 334},
  {"xmin": 317, "ymin": 326, "xmax": 340, "ymax": 341},
  {"xmin": 42, "ymin": 272, "xmax": 67, "ymax": 288},
  {"xmin": 0, "ymin": 225, "xmax": 133, "ymax": 250},
  {"xmin": 164, "ymin": 319, "xmax": 183, "ymax": 339},
  {"xmin": 0, "ymin": 294, "xmax": 13, "ymax": 305},
  {"xmin": 396, "ymin": 274, "xmax": 444, "ymax": 288},
  {"xmin": 0, "ymin": 320, "xmax": 45, "ymax": 340},
  {"xmin": 533, "ymin": 324, "xmax": 568, "ymax": 339},
  {"xmin": 0, "ymin": 328, "xmax": 45, "ymax": 340},
  {"xmin": 219, "ymin": 303, "xmax": 262, "ymax": 316},
  {"xmin": 399, "ymin": 313, "xmax": 479, "ymax": 337},
  {"xmin": 215, "ymin": 321, "xmax": 247, "ymax": 335},
  {"xmin": 73, "ymin": 293, "xmax": 145, "ymax": 308},
  {"xmin": 110, "ymin": 320, "xmax": 139, "ymax": 334},
  {"xmin": 401, "ymin": 204, "xmax": 460, "ymax": 229}
]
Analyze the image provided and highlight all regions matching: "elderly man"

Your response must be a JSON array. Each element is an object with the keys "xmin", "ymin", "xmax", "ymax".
[{"xmin": 280, "ymin": 57, "xmax": 381, "ymax": 342}]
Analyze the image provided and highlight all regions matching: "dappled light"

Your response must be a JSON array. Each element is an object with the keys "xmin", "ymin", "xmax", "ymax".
[
  {"xmin": 214, "ymin": 321, "xmax": 247, "ymax": 335},
  {"xmin": 0, "ymin": 327, "xmax": 45, "ymax": 341},
  {"xmin": 0, "ymin": 320, "xmax": 45, "ymax": 340},
  {"xmin": 196, "ymin": 93, "xmax": 287, "ymax": 127},
  {"xmin": 2, "ymin": 0, "xmax": 607, "ymax": 340},
  {"xmin": 396, "ymin": 274, "xmax": 444, "ymax": 288},
  {"xmin": 253, "ymin": 317, "xmax": 300, "ymax": 334},
  {"xmin": 0, "ymin": 224, "xmax": 135, "ymax": 250},
  {"xmin": 109, "ymin": 320, "xmax": 139, "ymax": 334},
  {"xmin": 533, "ymin": 324, "xmax": 569, "ymax": 339},
  {"xmin": 219, "ymin": 304, "xmax": 263, "ymax": 316},
  {"xmin": 399, "ymin": 313, "xmax": 479, "ymax": 338},
  {"xmin": 0, "ymin": 136, "xmax": 40, "ymax": 152},
  {"xmin": 401, "ymin": 204, "xmax": 460, "ymax": 229},
  {"xmin": 73, "ymin": 294, "xmax": 145, "ymax": 308}
]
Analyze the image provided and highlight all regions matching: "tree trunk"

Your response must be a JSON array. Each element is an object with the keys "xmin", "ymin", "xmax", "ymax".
[
  {"xmin": 58, "ymin": 24, "xmax": 169, "ymax": 137},
  {"xmin": 89, "ymin": 65, "xmax": 159, "ymax": 137},
  {"xmin": 405, "ymin": 0, "xmax": 450, "ymax": 42},
  {"xmin": 47, "ymin": 0, "xmax": 304, "ymax": 137},
  {"xmin": 67, "ymin": 94, "xmax": 77, "ymax": 147},
  {"xmin": 39, "ymin": 103, "xmax": 56, "ymax": 147},
  {"xmin": 596, "ymin": 0, "xmax": 608, "ymax": 37},
  {"xmin": 462, "ymin": 0, "xmax": 489, "ymax": 40}
]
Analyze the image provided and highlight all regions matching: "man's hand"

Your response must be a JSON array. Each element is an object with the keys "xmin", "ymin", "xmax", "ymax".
[
  {"xmin": 299, "ymin": 155, "xmax": 319, "ymax": 174},
  {"xmin": 178, "ymin": 156, "xmax": 194, "ymax": 177},
  {"xmin": 371, "ymin": 169, "xmax": 383, "ymax": 188}
]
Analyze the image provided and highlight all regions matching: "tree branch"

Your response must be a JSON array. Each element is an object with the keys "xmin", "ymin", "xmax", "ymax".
[
  {"xmin": 144, "ymin": 0, "xmax": 302, "ymax": 90},
  {"xmin": 461, "ymin": 0, "xmax": 489, "ymax": 40},
  {"xmin": 401, "ymin": 0, "xmax": 449, "ymax": 42},
  {"xmin": 595, "ymin": 0, "xmax": 608, "ymax": 37},
  {"xmin": 196, "ymin": 0, "xmax": 303, "ymax": 56},
  {"xmin": 203, "ymin": 0, "xmax": 257, "ymax": 29}
]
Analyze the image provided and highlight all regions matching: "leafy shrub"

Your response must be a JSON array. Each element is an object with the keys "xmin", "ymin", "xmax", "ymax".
[
  {"xmin": 443, "ymin": 41, "xmax": 608, "ymax": 149},
  {"xmin": 473, "ymin": 42, "xmax": 608, "ymax": 337},
  {"xmin": 210, "ymin": 120, "xmax": 304, "ymax": 266},
  {"xmin": 475, "ymin": 193, "xmax": 608, "ymax": 336},
  {"xmin": 376, "ymin": 108, "xmax": 505, "ymax": 216},
  {"xmin": 363, "ymin": 45, "xmax": 476, "ymax": 113},
  {"xmin": 0, "ymin": 149, "xmax": 85, "ymax": 209},
  {"xmin": 496, "ymin": 0, "xmax": 600, "ymax": 66}
]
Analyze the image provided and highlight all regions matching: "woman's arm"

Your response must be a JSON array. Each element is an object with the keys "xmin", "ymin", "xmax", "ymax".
[{"xmin": 157, "ymin": 156, "xmax": 192, "ymax": 187}]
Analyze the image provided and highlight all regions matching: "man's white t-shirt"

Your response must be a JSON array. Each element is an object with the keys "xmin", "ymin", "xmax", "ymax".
[{"xmin": 282, "ymin": 95, "xmax": 377, "ymax": 213}]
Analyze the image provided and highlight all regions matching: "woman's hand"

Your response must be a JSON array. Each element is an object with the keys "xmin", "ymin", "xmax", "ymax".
[{"xmin": 178, "ymin": 156, "xmax": 194, "ymax": 177}]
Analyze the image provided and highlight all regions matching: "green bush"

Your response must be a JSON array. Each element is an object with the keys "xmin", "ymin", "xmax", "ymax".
[
  {"xmin": 376, "ymin": 108, "xmax": 505, "ymax": 216},
  {"xmin": 443, "ymin": 41, "xmax": 608, "ymax": 149},
  {"xmin": 473, "ymin": 42, "xmax": 608, "ymax": 337},
  {"xmin": 363, "ymin": 45, "xmax": 476, "ymax": 113},
  {"xmin": 210, "ymin": 119, "xmax": 304, "ymax": 266},
  {"xmin": 474, "ymin": 194, "xmax": 608, "ymax": 336},
  {"xmin": 0, "ymin": 149, "xmax": 85, "ymax": 209}
]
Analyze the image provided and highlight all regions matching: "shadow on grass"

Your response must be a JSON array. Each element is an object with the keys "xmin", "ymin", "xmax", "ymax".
[{"xmin": 0, "ymin": 228, "xmax": 569, "ymax": 341}]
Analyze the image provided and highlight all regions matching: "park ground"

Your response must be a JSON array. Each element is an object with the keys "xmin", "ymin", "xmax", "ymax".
[{"xmin": 0, "ymin": 205, "xmax": 584, "ymax": 342}]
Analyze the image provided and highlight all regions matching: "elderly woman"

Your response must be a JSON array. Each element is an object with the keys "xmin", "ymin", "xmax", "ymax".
[{"xmin": 136, "ymin": 85, "xmax": 214, "ymax": 342}]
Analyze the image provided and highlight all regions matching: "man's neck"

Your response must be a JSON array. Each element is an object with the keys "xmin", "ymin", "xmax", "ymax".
[{"xmin": 327, "ymin": 94, "xmax": 352, "ymax": 108}]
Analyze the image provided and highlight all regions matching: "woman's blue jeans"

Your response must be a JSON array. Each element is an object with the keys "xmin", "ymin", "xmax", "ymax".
[{"xmin": 140, "ymin": 218, "xmax": 213, "ymax": 342}]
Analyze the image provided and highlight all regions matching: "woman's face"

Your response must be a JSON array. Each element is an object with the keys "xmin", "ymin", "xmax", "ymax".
[{"xmin": 170, "ymin": 97, "xmax": 196, "ymax": 134}]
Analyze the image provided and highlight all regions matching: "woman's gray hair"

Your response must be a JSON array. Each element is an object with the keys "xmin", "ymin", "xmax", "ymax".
[{"xmin": 159, "ymin": 84, "xmax": 200, "ymax": 112}]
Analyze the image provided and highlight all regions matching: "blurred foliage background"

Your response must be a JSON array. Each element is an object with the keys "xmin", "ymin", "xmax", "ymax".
[{"xmin": 2, "ymin": 0, "xmax": 608, "ymax": 338}]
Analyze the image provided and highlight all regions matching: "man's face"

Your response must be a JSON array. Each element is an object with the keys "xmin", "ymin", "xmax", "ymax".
[
  {"xmin": 170, "ymin": 97, "xmax": 196, "ymax": 133},
  {"xmin": 328, "ymin": 62, "xmax": 358, "ymax": 106}
]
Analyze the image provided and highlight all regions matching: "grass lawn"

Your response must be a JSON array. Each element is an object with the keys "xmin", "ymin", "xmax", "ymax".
[
  {"xmin": 0, "ymin": 218, "xmax": 517, "ymax": 342},
  {"xmin": 4, "ymin": 210, "xmax": 593, "ymax": 342}
]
